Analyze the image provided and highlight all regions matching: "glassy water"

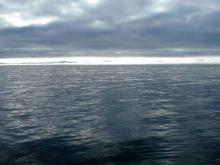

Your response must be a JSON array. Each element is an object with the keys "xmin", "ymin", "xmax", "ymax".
[{"xmin": 0, "ymin": 65, "xmax": 220, "ymax": 165}]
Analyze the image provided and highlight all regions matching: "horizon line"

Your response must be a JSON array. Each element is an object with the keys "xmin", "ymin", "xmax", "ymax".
[{"xmin": 1, "ymin": 56, "xmax": 220, "ymax": 65}]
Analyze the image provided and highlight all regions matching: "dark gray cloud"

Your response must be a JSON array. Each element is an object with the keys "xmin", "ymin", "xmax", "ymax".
[{"xmin": 0, "ymin": 0, "xmax": 220, "ymax": 57}]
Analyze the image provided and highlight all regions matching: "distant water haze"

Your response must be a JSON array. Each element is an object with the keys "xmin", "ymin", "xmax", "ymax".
[{"xmin": 1, "ymin": 56, "xmax": 220, "ymax": 65}]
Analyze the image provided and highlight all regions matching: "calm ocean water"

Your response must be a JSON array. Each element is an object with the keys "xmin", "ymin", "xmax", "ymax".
[{"xmin": 0, "ymin": 65, "xmax": 220, "ymax": 165}]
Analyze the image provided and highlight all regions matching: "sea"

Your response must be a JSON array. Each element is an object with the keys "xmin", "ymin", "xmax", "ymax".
[{"xmin": 0, "ymin": 65, "xmax": 220, "ymax": 165}]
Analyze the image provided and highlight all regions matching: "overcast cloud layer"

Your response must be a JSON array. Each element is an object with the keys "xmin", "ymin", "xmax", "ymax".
[{"xmin": 0, "ymin": 0, "xmax": 220, "ymax": 57}]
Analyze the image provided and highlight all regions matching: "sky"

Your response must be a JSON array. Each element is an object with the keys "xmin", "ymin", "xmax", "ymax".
[{"xmin": 0, "ymin": 0, "xmax": 220, "ymax": 57}]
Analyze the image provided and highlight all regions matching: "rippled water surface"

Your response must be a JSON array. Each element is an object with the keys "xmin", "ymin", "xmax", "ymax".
[{"xmin": 0, "ymin": 65, "xmax": 220, "ymax": 165}]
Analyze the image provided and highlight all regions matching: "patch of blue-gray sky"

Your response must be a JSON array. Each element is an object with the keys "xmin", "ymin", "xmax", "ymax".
[{"xmin": 0, "ymin": 0, "xmax": 220, "ymax": 57}]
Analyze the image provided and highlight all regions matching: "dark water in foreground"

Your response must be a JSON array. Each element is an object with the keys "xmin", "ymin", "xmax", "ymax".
[{"xmin": 0, "ymin": 65, "xmax": 220, "ymax": 165}]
